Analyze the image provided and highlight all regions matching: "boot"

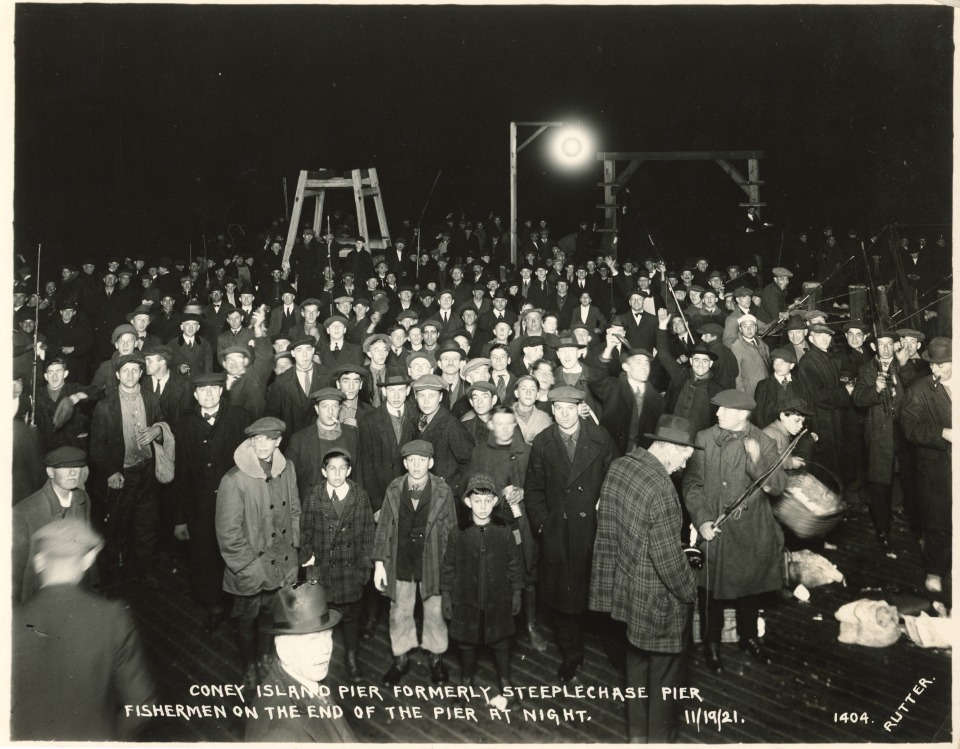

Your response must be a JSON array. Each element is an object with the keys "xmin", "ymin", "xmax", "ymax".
[
  {"xmin": 739, "ymin": 636, "xmax": 772, "ymax": 665},
  {"xmin": 429, "ymin": 655, "xmax": 449, "ymax": 684},
  {"xmin": 382, "ymin": 654, "xmax": 410, "ymax": 686},
  {"xmin": 526, "ymin": 625, "xmax": 549, "ymax": 653},
  {"xmin": 346, "ymin": 649, "xmax": 363, "ymax": 683},
  {"xmin": 703, "ymin": 642, "xmax": 724, "ymax": 674}
]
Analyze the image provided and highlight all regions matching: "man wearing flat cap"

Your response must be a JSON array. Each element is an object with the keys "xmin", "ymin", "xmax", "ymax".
[
  {"xmin": 216, "ymin": 416, "xmax": 301, "ymax": 687},
  {"xmin": 760, "ymin": 267, "xmax": 796, "ymax": 323},
  {"xmin": 286, "ymin": 387, "xmax": 360, "ymax": 504},
  {"xmin": 319, "ymin": 314, "xmax": 365, "ymax": 369},
  {"xmin": 265, "ymin": 335, "xmax": 334, "ymax": 444},
  {"xmin": 683, "ymin": 389, "xmax": 787, "ymax": 674},
  {"xmin": 87, "ymin": 323, "xmax": 141, "ymax": 402},
  {"xmin": 590, "ymin": 415, "xmax": 701, "ymax": 743},
  {"xmin": 729, "ymin": 313, "xmax": 771, "ymax": 399},
  {"xmin": 588, "ymin": 328, "xmax": 664, "ymax": 455},
  {"xmin": 13, "ymin": 447, "xmax": 95, "ymax": 603},
  {"xmin": 525, "ymin": 385, "xmax": 618, "ymax": 683},
  {"xmin": 410, "ymin": 374, "xmax": 475, "ymax": 498},
  {"xmin": 90, "ymin": 350, "xmax": 166, "ymax": 589},
  {"xmin": 794, "ymin": 322, "xmax": 853, "ymax": 480},
  {"xmin": 901, "ymin": 337, "xmax": 952, "ymax": 595},
  {"xmin": 12, "ymin": 519, "xmax": 157, "ymax": 741},
  {"xmin": 246, "ymin": 581, "xmax": 357, "ymax": 742},
  {"xmin": 173, "ymin": 372, "xmax": 251, "ymax": 632}
]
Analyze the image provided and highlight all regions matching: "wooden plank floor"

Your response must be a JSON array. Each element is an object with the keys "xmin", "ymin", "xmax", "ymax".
[{"xmin": 115, "ymin": 495, "xmax": 951, "ymax": 744}]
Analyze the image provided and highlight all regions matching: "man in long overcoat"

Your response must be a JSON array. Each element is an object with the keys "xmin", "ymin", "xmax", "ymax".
[
  {"xmin": 358, "ymin": 376, "xmax": 418, "ymax": 517},
  {"xmin": 729, "ymin": 314, "xmax": 771, "ymax": 398},
  {"xmin": 590, "ymin": 415, "xmax": 700, "ymax": 743},
  {"xmin": 264, "ymin": 335, "xmax": 334, "ymax": 444},
  {"xmin": 900, "ymin": 337, "xmax": 952, "ymax": 595},
  {"xmin": 525, "ymin": 386, "xmax": 618, "ymax": 682},
  {"xmin": 795, "ymin": 323, "xmax": 853, "ymax": 480},
  {"xmin": 683, "ymin": 389, "xmax": 786, "ymax": 675},
  {"xmin": 173, "ymin": 373, "xmax": 251, "ymax": 631}
]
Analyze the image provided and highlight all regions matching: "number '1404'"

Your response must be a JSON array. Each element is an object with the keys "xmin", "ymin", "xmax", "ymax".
[{"xmin": 834, "ymin": 712, "xmax": 870, "ymax": 724}]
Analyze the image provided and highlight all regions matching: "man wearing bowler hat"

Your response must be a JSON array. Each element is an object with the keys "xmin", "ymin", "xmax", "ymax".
[
  {"xmin": 216, "ymin": 416, "xmax": 301, "ymax": 687},
  {"xmin": 683, "ymin": 389, "xmax": 787, "ymax": 675},
  {"xmin": 590, "ymin": 415, "xmax": 701, "ymax": 743},
  {"xmin": 525, "ymin": 385, "xmax": 618, "ymax": 683}
]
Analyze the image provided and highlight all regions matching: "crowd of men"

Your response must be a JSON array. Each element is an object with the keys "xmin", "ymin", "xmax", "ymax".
[{"xmin": 10, "ymin": 211, "xmax": 953, "ymax": 742}]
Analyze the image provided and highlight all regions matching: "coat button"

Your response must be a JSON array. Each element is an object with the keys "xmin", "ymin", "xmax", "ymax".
[
  {"xmin": 281, "ymin": 529, "xmax": 286, "ymax": 534},
  {"xmin": 272, "ymin": 532, "xmax": 276, "ymax": 537},
  {"xmin": 270, "ymin": 505, "xmax": 274, "ymax": 509},
  {"xmin": 579, "ymin": 512, "xmax": 587, "ymax": 518},
  {"xmin": 271, "ymin": 560, "xmax": 276, "ymax": 565},
  {"xmin": 207, "ymin": 463, "xmax": 213, "ymax": 468},
  {"xmin": 282, "ymin": 501, "xmax": 286, "ymax": 506}
]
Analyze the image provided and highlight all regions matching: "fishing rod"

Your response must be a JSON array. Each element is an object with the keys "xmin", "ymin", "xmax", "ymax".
[
  {"xmin": 413, "ymin": 169, "xmax": 442, "ymax": 288},
  {"xmin": 643, "ymin": 224, "xmax": 691, "ymax": 334},
  {"xmin": 760, "ymin": 255, "xmax": 858, "ymax": 338},
  {"xmin": 889, "ymin": 290, "xmax": 953, "ymax": 323},
  {"xmin": 859, "ymin": 241, "xmax": 892, "ymax": 416},
  {"xmin": 29, "ymin": 243, "xmax": 41, "ymax": 427}
]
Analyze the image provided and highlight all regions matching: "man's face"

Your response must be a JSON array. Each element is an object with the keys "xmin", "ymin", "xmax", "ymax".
[
  {"xmin": 520, "ymin": 269, "xmax": 532, "ymax": 282},
  {"xmin": 144, "ymin": 354, "xmax": 165, "ymax": 378},
  {"xmin": 210, "ymin": 290, "xmax": 223, "ymax": 303},
  {"xmin": 240, "ymin": 293, "xmax": 254, "ymax": 307},
  {"xmin": 451, "ymin": 268, "xmax": 463, "ymax": 282},
  {"xmin": 772, "ymin": 359, "xmax": 795, "ymax": 377},
  {"xmin": 470, "ymin": 390, "xmax": 495, "ymax": 416},
  {"xmin": 900, "ymin": 336, "xmax": 920, "ymax": 357},
  {"xmin": 408, "ymin": 358, "xmax": 434, "ymax": 379},
  {"xmin": 739, "ymin": 321, "xmax": 758, "ymax": 340},
  {"xmin": 493, "ymin": 323, "xmax": 511, "ymax": 342},
  {"xmin": 103, "ymin": 274, "xmax": 117, "ymax": 288},
  {"xmin": 876, "ymin": 337, "xmax": 896, "ymax": 361},
  {"xmin": 845, "ymin": 329, "xmax": 865, "ymax": 349},
  {"xmin": 464, "ymin": 366, "xmax": 490, "ymax": 385},
  {"xmin": 273, "ymin": 338, "xmax": 291, "ymax": 353},
  {"xmin": 82, "ymin": 263, "xmax": 95, "ymax": 275},
  {"xmin": 194, "ymin": 384, "xmax": 223, "ymax": 410},
  {"xmin": 403, "ymin": 454, "xmax": 434, "ymax": 482},
  {"xmin": 557, "ymin": 346, "xmax": 579, "ymax": 369},
  {"xmin": 337, "ymin": 300, "xmax": 353, "ymax": 315},
  {"xmin": 293, "ymin": 344, "xmax": 315, "ymax": 370},
  {"xmin": 461, "ymin": 310, "xmax": 478, "ymax": 327},
  {"xmin": 716, "ymin": 406, "xmax": 749, "ymax": 432},
  {"xmin": 490, "ymin": 411, "xmax": 517, "ymax": 444},
  {"xmin": 672, "ymin": 318, "xmax": 689, "ymax": 337},
  {"xmin": 535, "ymin": 268, "xmax": 547, "ymax": 281},
  {"xmin": 490, "ymin": 349, "xmax": 510, "ymax": 372},
  {"xmin": 623, "ymin": 354, "xmax": 651, "ymax": 383},
  {"xmin": 302, "ymin": 305, "xmax": 320, "ymax": 325},
  {"xmin": 688, "ymin": 290, "xmax": 702, "ymax": 305},
  {"xmin": 696, "ymin": 260, "xmax": 708, "ymax": 271},
  {"xmin": 681, "ymin": 270, "xmax": 694, "ymax": 283},
  {"xmin": 523, "ymin": 345, "xmax": 544, "ymax": 362},
  {"xmin": 223, "ymin": 352, "xmax": 247, "ymax": 376},
  {"xmin": 438, "ymin": 294, "xmax": 454, "ymax": 310},
  {"xmin": 116, "ymin": 362, "xmax": 143, "ymax": 389},
  {"xmin": 407, "ymin": 327, "xmax": 423, "ymax": 345},
  {"xmin": 422, "ymin": 326, "xmax": 439, "ymax": 346},
  {"xmin": 774, "ymin": 276, "xmax": 790, "ymax": 290},
  {"xmin": 552, "ymin": 401, "xmax": 580, "ymax": 430},
  {"xmin": 337, "ymin": 373, "xmax": 363, "ymax": 400},
  {"xmin": 931, "ymin": 361, "xmax": 953, "ymax": 382},
  {"xmin": 515, "ymin": 379, "xmax": 538, "ymax": 406},
  {"xmin": 701, "ymin": 293, "xmax": 717, "ymax": 310},
  {"xmin": 369, "ymin": 341, "xmax": 389, "ymax": 365},
  {"xmin": 628, "ymin": 294, "xmax": 645, "ymax": 312},
  {"xmin": 572, "ymin": 328, "xmax": 591, "ymax": 346},
  {"xmin": 689, "ymin": 353, "xmax": 713, "ymax": 378},
  {"xmin": 327, "ymin": 322, "xmax": 346, "ymax": 342},
  {"xmin": 47, "ymin": 464, "xmax": 83, "ymax": 492},
  {"xmin": 322, "ymin": 456, "xmax": 352, "ymax": 489},
  {"xmin": 809, "ymin": 331, "xmax": 833, "ymax": 352},
  {"xmin": 161, "ymin": 297, "xmax": 175, "ymax": 312},
  {"xmin": 586, "ymin": 260, "xmax": 596, "ymax": 273},
  {"xmin": 251, "ymin": 434, "xmax": 282, "ymax": 461},
  {"xmin": 735, "ymin": 294, "xmax": 752, "ymax": 310},
  {"xmin": 43, "ymin": 364, "xmax": 67, "ymax": 390},
  {"xmin": 59, "ymin": 307, "xmax": 77, "ymax": 323},
  {"xmin": 399, "ymin": 290, "xmax": 413, "ymax": 303},
  {"xmin": 181, "ymin": 320, "xmax": 201, "ymax": 338},
  {"xmin": 524, "ymin": 314, "xmax": 543, "ymax": 334},
  {"xmin": 383, "ymin": 384, "xmax": 410, "ymax": 409},
  {"xmin": 315, "ymin": 399, "xmax": 341, "ymax": 428},
  {"xmin": 781, "ymin": 413, "xmax": 806, "ymax": 436},
  {"xmin": 415, "ymin": 388, "xmax": 442, "ymax": 415},
  {"xmin": 389, "ymin": 329, "xmax": 407, "ymax": 348},
  {"xmin": 61, "ymin": 268, "xmax": 72, "ymax": 281},
  {"xmin": 465, "ymin": 490, "xmax": 498, "ymax": 523},
  {"xmin": 555, "ymin": 281, "xmax": 568, "ymax": 296},
  {"xmin": 787, "ymin": 329, "xmax": 806, "ymax": 345},
  {"xmin": 116, "ymin": 333, "xmax": 137, "ymax": 356},
  {"xmin": 226, "ymin": 311, "xmax": 243, "ymax": 331},
  {"xmin": 19, "ymin": 318, "xmax": 36, "ymax": 335}
]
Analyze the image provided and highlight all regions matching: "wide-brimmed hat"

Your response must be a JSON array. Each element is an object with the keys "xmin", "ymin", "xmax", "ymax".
[
  {"xmin": 922, "ymin": 336, "xmax": 951, "ymax": 364},
  {"xmin": 643, "ymin": 414, "xmax": 703, "ymax": 450},
  {"xmin": 262, "ymin": 581, "xmax": 341, "ymax": 635}
]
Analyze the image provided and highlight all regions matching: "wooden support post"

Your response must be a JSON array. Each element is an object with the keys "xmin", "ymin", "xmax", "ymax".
[
  {"xmin": 937, "ymin": 289, "xmax": 952, "ymax": 337},
  {"xmin": 509, "ymin": 122, "xmax": 518, "ymax": 267},
  {"xmin": 312, "ymin": 189, "xmax": 325, "ymax": 235},
  {"xmin": 747, "ymin": 159, "xmax": 761, "ymax": 207},
  {"xmin": 352, "ymin": 169, "xmax": 369, "ymax": 242},
  {"xmin": 368, "ymin": 168, "xmax": 391, "ymax": 247},
  {"xmin": 601, "ymin": 159, "xmax": 617, "ymax": 255},
  {"xmin": 282, "ymin": 170, "xmax": 308, "ymax": 272}
]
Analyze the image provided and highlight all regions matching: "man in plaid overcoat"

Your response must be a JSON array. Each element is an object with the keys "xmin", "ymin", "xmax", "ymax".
[{"xmin": 590, "ymin": 415, "xmax": 700, "ymax": 743}]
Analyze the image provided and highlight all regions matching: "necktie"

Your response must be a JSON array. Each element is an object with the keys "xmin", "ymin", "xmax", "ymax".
[
  {"xmin": 154, "ymin": 378, "xmax": 161, "ymax": 394},
  {"xmin": 442, "ymin": 312, "xmax": 448, "ymax": 324},
  {"xmin": 204, "ymin": 412, "xmax": 216, "ymax": 424},
  {"xmin": 334, "ymin": 343, "xmax": 340, "ymax": 352},
  {"xmin": 227, "ymin": 375, "xmax": 240, "ymax": 390},
  {"xmin": 418, "ymin": 413, "xmax": 429, "ymax": 434},
  {"xmin": 302, "ymin": 370, "xmax": 312, "ymax": 397},
  {"xmin": 781, "ymin": 378, "xmax": 789, "ymax": 391},
  {"xmin": 330, "ymin": 489, "xmax": 339, "ymax": 502},
  {"xmin": 497, "ymin": 375, "xmax": 506, "ymax": 401}
]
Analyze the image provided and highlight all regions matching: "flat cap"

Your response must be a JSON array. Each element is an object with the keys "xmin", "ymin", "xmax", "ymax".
[
  {"xmin": 708, "ymin": 270, "xmax": 724, "ymax": 279},
  {"xmin": 114, "ymin": 351, "xmax": 146, "ymax": 372},
  {"xmin": 522, "ymin": 335, "xmax": 545, "ymax": 348},
  {"xmin": 772, "ymin": 267, "xmax": 794, "ymax": 278},
  {"xmin": 737, "ymin": 313, "xmax": 758, "ymax": 325},
  {"xmin": 842, "ymin": 320, "xmax": 867, "ymax": 332},
  {"xmin": 322, "ymin": 446, "xmax": 353, "ymax": 464},
  {"xmin": 333, "ymin": 296, "xmax": 354, "ymax": 305},
  {"xmin": 44, "ymin": 446, "xmax": 87, "ymax": 468},
  {"xmin": 462, "ymin": 358, "xmax": 491, "ymax": 377},
  {"xmin": 710, "ymin": 389, "xmax": 756, "ymax": 410},
  {"xmin": 289, "ymin": 335, "xmax": 317, "ymax": 351},
  {"xmin": 896, "ymin": 328, "xmax": 925, "ymax": 341},
  {"xmin": 406, "ymin": 350, "xmax": 437, "ymax": 369},
  {"xmin": 780, "ymin": 396, "xmax": 813, "ymax": 416},
  {"xmin": 521, "ymin": 307, "xmax": 545, "ymax": 320},
  {"xmin": 874, "ymin": 329, "xmax": 900, "ymax": 341},
  {"xmin": 770, "ymin": 347, "xmax": 798, "ymax": 364},
  {"xmin": 412, "ymin": 374, "xmax": 447, "ymax": 392},
  {"xmin": 688, "ymin": 284, "xmax": 705, "ymax": 293},
  {"xmin": 111, "ymin": 324, "xmax": 138, "ymax": 344},
  {"xmin": 548, "ymin": 386, "xmax": 586, "ymax": 403},
  {"xmin": 807, "ymin": 324, "xmax": 833, "ymax": 334},
  {"xmin": 126, "ymin": 305, "xmax": 155, "ymax": 323},
  {"xmin": 467, "ymin": 381, "xmax": 497, "ymax": 397},
  {"xmin": 31, "ymin": 518, "xmax": 103, "ymax": 559},
  {"xmin": 324, "ymin": 314, "xmax": 350, "ymax": 328},
  {"xmin": 421, "ymin": 318, "xmax": 442, "ymax": 330},
  {"xmin": 220, "ymin": 345, "xmax": 252, "ymax": 363},
  {"xmin": 141, "ymin": 343, "xmax": 173, "ymax": 362},
  {"xmin": 191, "ymin": 372, "xmax": 226, "ymax": 388},
  {"xmin": 299, "ymin": 297, "xmax": 323, "ymax": 308},
  {"xmin": 397, "ymin": 310, "xmax": 419, "ymax": 322},
  {"xmin": 400, "ymin": 439, "xmax": 434, "ymax": 458},
  {"xmin": 308, "ymin": 386, "xmax": 345, "ymax": 403},
  {"xmin": 244, "ymin": 416, "xmax": 286, "ymax": 438},
  {"xmin": 333, "ymin": 363, "xmax": 367, "ymax": 380},
  {"xmin": 698, "ymin": 322, "xmax": 724, "ymax": 336},
  {"xmin": 803, "ymin": 310, "xmax": 828, "ymax": 322},
  {"xmin": 363, "ymin": 333, "xmax": 391, "ymax": 352},
  {"xmin": 733, "ymin": 286, "xmax": 754, "ymax": 298}
]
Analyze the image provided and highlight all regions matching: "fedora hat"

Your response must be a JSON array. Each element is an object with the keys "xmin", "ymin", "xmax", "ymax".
[
  {"xmin": 921, "ymin": 336, "xmax": 951, "ymax": 364},
  {"xmin": 644, "ymin": 414, "xmax": 703, "ymax": 450},
  {"xmin": 263, "ymin": 582, "xmax": 341, "ymax": 635}
]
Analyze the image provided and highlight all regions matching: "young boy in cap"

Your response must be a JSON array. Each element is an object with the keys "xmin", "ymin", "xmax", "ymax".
[
  {"xmin": 373, "ymin": 439, "xmax": 457, "ymax": 686},
  {"xmin": 246, "ymin": 581, "xmax": 356, "ymax": 742},
  {"xmin": 441, "ymin": 473, "xmax": 523, "ymax": 704},
  {"xmin": 410, "ymin": 373, "xmax": 474, "ymax": 497},
  {"xmin": 216, "ymin": 416, "xmax": 301, "ymax": 687},
  {"xmin": 300, "ymin": 447, "xmax": 375, "ymax": 683},
  {"xmin": 13, "ymin": 446, "xmax": 94, "ymax": 603}
]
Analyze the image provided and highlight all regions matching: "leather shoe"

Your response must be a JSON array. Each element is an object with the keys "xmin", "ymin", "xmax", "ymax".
[
  {"xmin": 382, "ymin": 656, "xmax": 410, "ymax": 686},
  {"xmin": 527, "ymin": 626, "xmax": 549, "ymax": 653},
  {"xmin": 703, "ymin": 643, "xmax": 724, "ymax": 674},
  {"xmin": 739, "ymin": 637, "xmax": 772, "ymax": 664},
  {"xmin": 361, "ymin": 617, "xmax": 378, "ymax": 640},
  {"xmin": 430, "ymin": 657, "xmax": 449, "ymax": 685},
  {"xmin": 346, "ymin": 650, "xmax": 363, "ymax": 683},
  {"xmin": 557, "ymin": 660, "xmax": 582, "ymax": 683}
]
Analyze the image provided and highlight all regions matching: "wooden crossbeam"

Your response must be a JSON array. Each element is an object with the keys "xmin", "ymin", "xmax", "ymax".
[{"xmin": 598, "ymin": 150, "xmax": 764, "ymax": 161}]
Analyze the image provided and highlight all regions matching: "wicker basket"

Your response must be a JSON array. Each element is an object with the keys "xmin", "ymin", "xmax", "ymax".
[{"xmin": 772, "ymin": 463, "xmax": 846, "ymax": 539}]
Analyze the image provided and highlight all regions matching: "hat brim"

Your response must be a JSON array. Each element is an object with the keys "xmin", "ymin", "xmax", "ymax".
[
  {"xmin": 262, "ymin": 606, "xmax": 342, "ymax": 635},
  {"xmin": 643, "ymin": 433, "xmax": 704, "ymax": 450}
]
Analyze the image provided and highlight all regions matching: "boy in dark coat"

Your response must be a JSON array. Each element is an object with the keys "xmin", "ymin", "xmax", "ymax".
[
  {"xmin": 300, "ymin": 447, "xmax": 375, "ymax": 682},
  {"xmin": 442, "ymin": 474, "xmax": 522, "ymax": 705}
]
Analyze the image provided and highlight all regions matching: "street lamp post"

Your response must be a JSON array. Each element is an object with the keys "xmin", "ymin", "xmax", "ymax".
[{"xmin": 509, "ymin": 120, "xmax": 566, "ymax": 267}]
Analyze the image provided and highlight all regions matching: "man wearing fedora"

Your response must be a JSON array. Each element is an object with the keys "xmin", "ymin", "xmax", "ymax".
[
  {"xmin": 901, "ymin": 336, "xmax": 952, "ymax": 595},
  {"xmin": 216, "ymin": 416, "xmax": 301, "ymax": 687},
  {"xmin": 590, "ymin": 414, "xmax": 701, "ymax": 743},
  {"xmin": 166, "ymin": 311, "xmax": 214, "ymax": 378},
  {"xmin": 656, "ymin": 311, "xmax": 723, "ymax": 435},
  {"xmin": 683, "ymin": 389, "xmax": 787, "ymax": 674}
]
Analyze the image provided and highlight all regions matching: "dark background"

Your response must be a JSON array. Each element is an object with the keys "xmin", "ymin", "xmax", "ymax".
[{"xmin": 14, "ymin": 4, "xmax": 953, "ymax": 268}]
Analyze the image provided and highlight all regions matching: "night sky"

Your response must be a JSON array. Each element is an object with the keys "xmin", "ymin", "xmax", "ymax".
[{"xmin": 14, "ymin": 3, "xmax": 954, "ymax": 268}]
